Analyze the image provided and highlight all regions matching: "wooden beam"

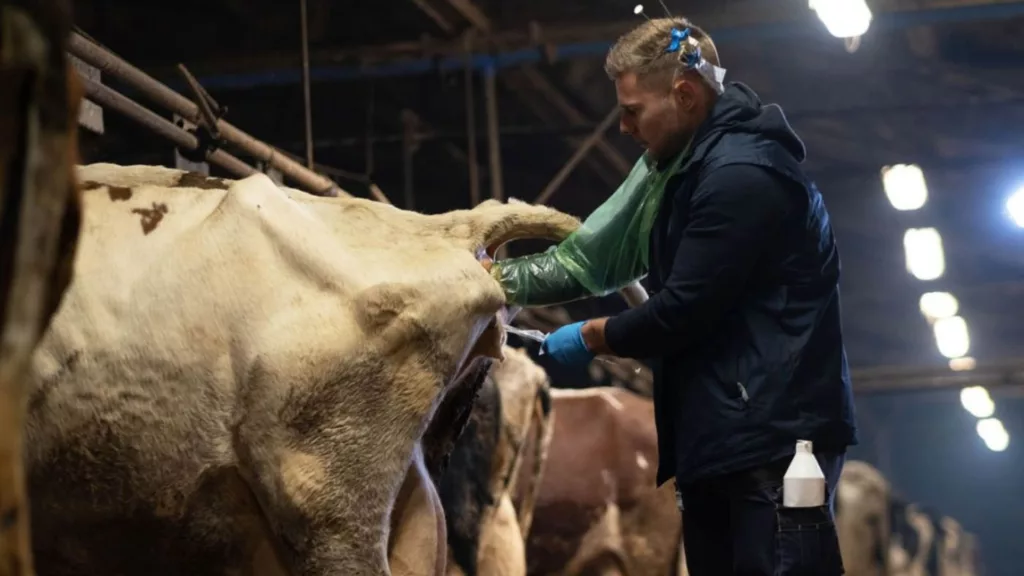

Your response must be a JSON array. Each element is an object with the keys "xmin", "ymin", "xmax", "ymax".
[
  {"xmin": 535, "ymin": 107, "xmax": 619, "ymax": 205},
  {"xmin": 393, "ymin": 0, "xmax": 629, "ymax": 194},
  {"xmin": 401, "ymin": 108, "xmax": 487, "ymax": 178},
  {"xmin": 149, "ymin": 0, "xmax": 1024, "ymax": 75},
  {"xmin": 464, "ymin": 34, "xmax": 481, "ymax": 206},
  {"xmin": 409, "ymin": 0, "xmax": 456, "ymax": 33},
  {"xmin": 852, "ymin": 358, "xmax": 1024, "ymax": 394},
  {"xmin": 443, "ymin": 0, "xmax": 633, "ymax": 179},
  {"xmin": 498, "ymin": 72, "xmax": 623, "ymax": 187},
  {"xmin": 483, "ymin": 65, "xmax": 504, "ymax": 205},
  {"xmin": 445, "ymin": 0, "xmax": 491, "ymax": 31},
  {"xmin": 402, "ymin": 109, "xmax": 418, "ymax": 209}
]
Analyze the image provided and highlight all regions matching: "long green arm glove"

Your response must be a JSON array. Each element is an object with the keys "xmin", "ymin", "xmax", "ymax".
[
  {"xmin": 493, "ymin": 150, "xmax": 687, "ymax": 307},
  {"xmin": 491, "ymin": 247, "xmax": 590, "ymax": 307}
]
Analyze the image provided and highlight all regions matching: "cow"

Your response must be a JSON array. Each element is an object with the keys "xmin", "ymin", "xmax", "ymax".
[
  {"xmin": 835, "ymin": 460, "xmax": 892, "ymax": 576},
  {"xmin": 23, "ymin": 162, "xmax": 582, "ymax": 576},
  {"xmin": 513, "ymin": 386, "xmax": 685, "ymax": 576},
  {"xmin": 0, "ymin": 1, "xmax": 83, "ymax": 574},
  {"xmin": 439, "ymin": 345, "xmax": 554, "ymax": 576},
  {"xmin": 834, "ymin": 460, "xmax": 980, "ymax": 576}
]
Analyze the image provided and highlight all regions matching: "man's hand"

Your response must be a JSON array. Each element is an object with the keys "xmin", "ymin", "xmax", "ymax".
[
  {"xmin": 540, "ymin": 321, "xmax": 594, "ymax": 367},
  {"xmin": 581, "ymin": 317, "xmax": 612, "ymax": 355}
]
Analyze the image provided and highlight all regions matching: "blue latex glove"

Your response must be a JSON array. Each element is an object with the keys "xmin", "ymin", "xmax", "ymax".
[{"xmin": 541, "ymin": 321, "xmax": 595, "ymax": 367}]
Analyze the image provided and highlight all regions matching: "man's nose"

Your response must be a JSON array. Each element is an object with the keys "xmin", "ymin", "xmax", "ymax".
[{"xmin": 619, "ymin": 116, "xmax": 632, "ymax": 136}]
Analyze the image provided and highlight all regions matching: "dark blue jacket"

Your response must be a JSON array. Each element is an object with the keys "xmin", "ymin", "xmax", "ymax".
[{"xmin": 604, "ymin": 83, "xmax": 858, "ymax": 486}]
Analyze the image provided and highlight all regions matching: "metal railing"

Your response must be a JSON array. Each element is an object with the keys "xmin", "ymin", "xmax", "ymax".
[{"xmin": 67, "ymin": 31, "xmax": 346, "ymax": 197}]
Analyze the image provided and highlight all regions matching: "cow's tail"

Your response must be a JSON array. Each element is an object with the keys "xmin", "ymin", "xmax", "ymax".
[{"xmin": 514, "ymin": 383, "xmax": 554, "ymax": 539}]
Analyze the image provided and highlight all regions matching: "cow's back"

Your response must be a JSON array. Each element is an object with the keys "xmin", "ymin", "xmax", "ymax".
[
  {"xmin": 22, "ymin": 167, "xmax": 349, "ymax": 574},
  {"xmin": 518, "ymin": 387, "xmax": 680, "ymax": 575},
  {"xmin": 24, "ymin": 165, "xmax": 437, "ymax": 575}
]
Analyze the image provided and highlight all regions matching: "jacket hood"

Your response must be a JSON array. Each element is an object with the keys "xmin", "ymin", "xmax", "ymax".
[{"xmin": 689, "ymin": 82, "xmax": 806, "ymax": 164}]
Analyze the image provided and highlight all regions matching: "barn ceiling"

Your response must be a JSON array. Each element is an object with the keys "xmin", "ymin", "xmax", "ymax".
[{"xmin": 72, "ymin": 0, "xmax": 1024, "ymax": 383}]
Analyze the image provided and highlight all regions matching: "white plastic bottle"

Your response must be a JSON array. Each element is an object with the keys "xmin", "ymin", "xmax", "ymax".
[{"xmin": 782, "ymin": 439, "xmax": 825, "ymax": 508}]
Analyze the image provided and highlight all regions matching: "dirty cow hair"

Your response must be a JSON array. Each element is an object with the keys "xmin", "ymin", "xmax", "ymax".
[
  {"xmin": 421, "ymin": 358, "xmax": 495, "ymax": 484},
  {"xmin": 436, "ymin": 373, "xmax": 503, "ymax": 576}
]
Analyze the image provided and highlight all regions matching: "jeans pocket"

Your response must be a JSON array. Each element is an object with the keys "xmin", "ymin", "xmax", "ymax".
[{"xmin": 774, "ymin": 505, "xmax": 845, "ymax": 576}]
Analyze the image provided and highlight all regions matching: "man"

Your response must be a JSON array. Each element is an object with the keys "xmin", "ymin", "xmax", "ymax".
[{"xmin": 487, "ymin": 17, "xmax": 857, "ymax": 576}]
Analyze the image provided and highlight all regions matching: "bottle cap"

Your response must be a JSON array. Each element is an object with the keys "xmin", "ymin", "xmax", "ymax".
[{"xmin": 796, "ymin": 439, "xmax": 814, "ymax": 453}]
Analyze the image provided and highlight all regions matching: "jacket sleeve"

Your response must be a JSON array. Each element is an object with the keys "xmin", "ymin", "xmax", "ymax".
[{"xmin": 603, "ymin": 164, "xmax": 798, "ymax": 359}]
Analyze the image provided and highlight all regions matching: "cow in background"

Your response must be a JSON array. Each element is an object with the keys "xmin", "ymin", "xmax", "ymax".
[
  {"xmin": 889, "ymin": 500, "xmax": 937, "ymax": 576},
  {"xmin": 513, "ymin": 386, "xmax": 684, "ymax": 576},
  {"xmin": 835, "ymin": 460, "xmax": 892, "ymax": 576},
  {"xmin": 936, "ymin": 516, "xmax": 977, "ymax": 576},
  {"xmin": 24, "ymin": 163, "xmax": 582, "ymax": 576},
  {"xmin": 834, "ymin": 460, "xmax": 979, "ymax": 576},
  {"xmin": 439, "ymin": 345, "xmax": 554, "ymax": 576},
  {"xmin": 0, "ymin": 1, "xmax": 83, "ymax": 574}
]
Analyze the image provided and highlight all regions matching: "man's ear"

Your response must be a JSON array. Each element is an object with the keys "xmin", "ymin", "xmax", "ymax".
[{"xmin": 671, "ymin": 77, "xmax": 697, "ymax": 111}]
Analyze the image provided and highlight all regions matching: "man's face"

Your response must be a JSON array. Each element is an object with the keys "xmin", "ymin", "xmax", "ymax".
[{"xmin": 615, "ymin": 71, "xmax": 695, "ymax": 161}]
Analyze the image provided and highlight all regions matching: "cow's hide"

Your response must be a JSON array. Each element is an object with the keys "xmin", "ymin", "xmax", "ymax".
[
  {"xmin": 23, "ymin": 163, "xmax": 580, "ymax": 576},
  {"xmin": 440, "ymin": 345, "xmax": 552, "ymax": 576},
  {"xmin": 514, "ymin": 387, "xmax": 682, "ymax": 576}
]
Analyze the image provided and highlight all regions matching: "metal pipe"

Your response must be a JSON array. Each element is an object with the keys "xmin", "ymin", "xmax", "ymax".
[
  {"xmin": 299, "ymin": 0, "xmax": 314, "ymax": 170},
  {"xmin": 365, "ymin": 80, "xmax": 375, "ymax": 177},
  {"xmin": 534, "ymin": 107, "xmax": 619, "ymax": 205},
  {"xmin": 484, "ymin": 65, "xmax": 502, "ymax": 203},
  {"xmin": 282, "ymin": 123, "xmax": 603, "ymax": 148},
  {"xmin": 464, "ymin": 34, "xmax": 480, "ymax": 206},
  {"xmin": 619, "ymin": 282, "xmax": 649, "ymax": 308},
  {"xmin": 367, "ymin": 182, "xmax": 392, "ymax": 205},
  {"xmin": 67, "ymin": 32, "xmax": 343, "ymax": 197},
  {"xmin": 483, "ymin": 64, "xmax": 504, "ymax": 257},
  {"xmin": 184, "ymin": 2, "xmax": 1024, "ymax": 89},
  {"xmin": 81, "ymin": 77, "xmax": 257, "ymax": 178},
  {"xmin": 177, "ymin": 64, "xmax": 221, "ymax": 138},
  {"xmin": 402, "ymin": 110, "xmax": 416, "ymax": 210}
]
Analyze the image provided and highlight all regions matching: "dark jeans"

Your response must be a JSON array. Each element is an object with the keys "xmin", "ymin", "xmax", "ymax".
[{"xmin": 677, "ymin": 452, "xmax": 846, "ymax": 576}]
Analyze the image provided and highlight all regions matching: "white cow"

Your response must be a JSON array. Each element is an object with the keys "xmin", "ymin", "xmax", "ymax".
[
  {"xmin": 23, "ymin": 164, "xmax": 580, "ymax": 576},
  {"xmin": 836, "ymin": 460, "xmax": 892, "ymax": 576}
]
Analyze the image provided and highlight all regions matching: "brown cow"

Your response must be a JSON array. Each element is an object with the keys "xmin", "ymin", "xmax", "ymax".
[
  {"xmin": 514, "ymin": 386, "xmax": 685, "ymax": 576},
  {"xmin": 23, "ymin": 162, "xmax": 582, "ymax": 576},
  {"xmin": 0, "ymin": 1, "xmax": 83, "ymax": 574}
]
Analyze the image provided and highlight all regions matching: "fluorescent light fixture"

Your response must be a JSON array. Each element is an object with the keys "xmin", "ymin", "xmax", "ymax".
[
  {"xmin": 919, "ymin": 292, "xmax": 958, "ymax": 322},
  {"xmin": 933, "ymin": 315, "xmax": 970, "ymax": 359},
  {"xmin": 959, "ymin": 386, "xmax": 994, "ymax": 419},
  {"xmin": 882, "ymin": 164, "xmax": 928, "ymax": 211},
  {"xmin": 809, "ymin": 0, "xmax": 873, "ymax": 38},
  {"xmin": 977, "ymin": 418, "xmax": 1010, "ymax": 452},
  {"xmin": 903, "ymin": 228, "xmax": 945, "ymax": 281},
  {"xmin": 1008, "ymin": 186, "xmax": 1024, "ymax": 228}
]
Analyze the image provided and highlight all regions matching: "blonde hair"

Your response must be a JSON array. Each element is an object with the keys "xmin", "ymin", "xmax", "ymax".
[{"xmin": 604, "ymin": 17, "xmax": 720, "ymax": 89}]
